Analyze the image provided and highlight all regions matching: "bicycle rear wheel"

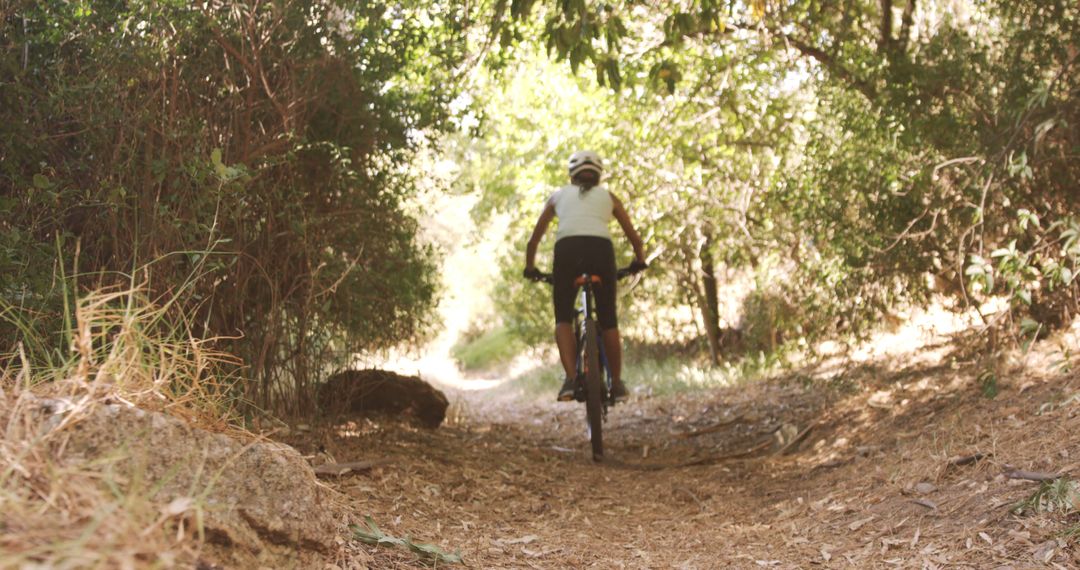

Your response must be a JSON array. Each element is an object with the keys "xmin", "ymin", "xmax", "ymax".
[{"xmin": 583, "ymin": 319, "xmax": 604, "ymax": 461}]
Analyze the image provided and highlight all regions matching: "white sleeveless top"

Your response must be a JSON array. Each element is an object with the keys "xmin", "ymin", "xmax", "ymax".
[{"xmin": 551, "ymin": 184, "xmax": 613, "ymax": 242}]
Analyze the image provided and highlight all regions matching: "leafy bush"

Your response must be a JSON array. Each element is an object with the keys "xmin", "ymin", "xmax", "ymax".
[
  {"xmin": 1, "ymin": 1, "xmax": 472, "ymax": 413},
  {"xmin": 451, "ymin": 325, "xmax": 524, "ymax": 371}
]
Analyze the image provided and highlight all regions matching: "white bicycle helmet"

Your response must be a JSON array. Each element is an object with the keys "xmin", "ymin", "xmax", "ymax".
[{"xmin": 568, "ymin": 150, "xmax": 603, "ymax": 178}]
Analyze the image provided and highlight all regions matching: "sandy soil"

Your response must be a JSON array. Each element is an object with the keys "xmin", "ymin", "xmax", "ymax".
[{"xmin": 278, "ymin": 342, "xmax": 1080, "ymax": 570}]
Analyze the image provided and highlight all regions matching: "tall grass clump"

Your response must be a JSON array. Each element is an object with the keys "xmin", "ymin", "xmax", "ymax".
[{"xmin": 0, "ymin": 278, "xmax": 245, "ymax": 567}]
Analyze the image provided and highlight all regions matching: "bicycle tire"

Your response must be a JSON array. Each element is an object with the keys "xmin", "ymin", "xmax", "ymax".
[{"xmin": 583, "ymin": 319, "xmax": 604, "ymax": 461}]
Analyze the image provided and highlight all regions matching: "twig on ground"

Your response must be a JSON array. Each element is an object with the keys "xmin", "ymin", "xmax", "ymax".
[
  {"xmin": 680, "ymin": 437, "xmax": 774, "ymax": 467},
  {"xmin": 674, "ymin": 413, "xmax": 744, "ymax": 439},
  {"xmin": 910, "ymin": 498, "xmax": 939, "ymax": 510},
  {"xmin": 815, "ymin": 458, "xmax": 852, "ymax": 470},
  {"xmin": 1004, "ymin": 470, "xmax": 1062, "ymax": 482},
  {"xmin": 314, "ymin": 459, "xmax": 392, "ymax": 477},
  {"xmin": 678, "ymin": 487, "xmax": 708, "ymax": 512},
  {"xmin": 948, "ymin": 453, "xmax": 989, "ymax": 466},
  {"xmin": 778, "ymin": 420, "xmax": 818, "ymax": 455}
]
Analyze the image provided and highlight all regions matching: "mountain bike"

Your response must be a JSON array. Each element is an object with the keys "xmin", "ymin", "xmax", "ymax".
[{"xmin": 531, "ymin": 265, "xmax": 640, "ymax": 461}]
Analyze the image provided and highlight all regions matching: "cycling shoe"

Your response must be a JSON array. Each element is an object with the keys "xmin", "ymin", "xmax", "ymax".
[
  {"xmin": 557, "ymin": 377, "xmax": 576, "ymax": 402},
  {"xmin": 610, "ymin": 380, "xmax": 629, "ymax": 403}
]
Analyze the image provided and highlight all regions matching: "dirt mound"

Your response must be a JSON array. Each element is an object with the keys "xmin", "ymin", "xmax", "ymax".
[
  {"xmin": 43, "ymin": 397, "xmax": 346, "ymax": 554},
  {"xmin": 319, "ymin": 369, "xmax": 449, "ymax": 428}
]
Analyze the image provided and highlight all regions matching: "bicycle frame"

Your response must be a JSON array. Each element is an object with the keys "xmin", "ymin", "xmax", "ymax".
[
  {"xmin": 573, "ymin": 275, "xmax": 613, "ymax": 406},
  {"xmin": 531, "ymin": 264, "xmax": 642, "ymax": 461}
]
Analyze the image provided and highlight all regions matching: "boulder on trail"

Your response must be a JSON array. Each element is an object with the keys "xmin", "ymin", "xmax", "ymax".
[
  {"xmin": 42, "ymin": 397, "xmax": 345, "ymax": 554},
  {"xmin": 319, "ymin": 369, "xmax": 449, "ymax": 428}
]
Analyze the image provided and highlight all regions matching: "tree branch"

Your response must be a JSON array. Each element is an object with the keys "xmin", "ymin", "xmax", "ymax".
[
  {"xmin": 778, "ymin": 32, "xmax": 878, "ymax": 101},
  {"xmin": 723, "ymin": 19, "xmax": 879, "ymax": 102}
]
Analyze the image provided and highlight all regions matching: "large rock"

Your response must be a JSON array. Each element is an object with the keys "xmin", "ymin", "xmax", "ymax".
[
  {"xmin": 44, "ymin": 398, "xmax": 345, "ymax": 554},
  {"xmin": 319, "ymin": 369, "xmax": 449, "ymax": 428}
]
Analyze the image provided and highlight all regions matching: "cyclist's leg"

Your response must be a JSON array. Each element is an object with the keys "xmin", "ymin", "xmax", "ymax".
[
  {"xmin": 552, "ymin": 238, "xmax": 581, "ymax": 400},
  {"xmin": 602, "ymin": 328, "xmax": 623, "ymax": 385},
  {"xmin": 586, "ymin": 238, "xmax": 618, "ymax": 329},
  {"xmin": 589, "ymin": 239, "xmax": 627, "ymax": 399},
  {"xmin": 555, "ymin": 322, "xmax": 576, "ymax": 378}
]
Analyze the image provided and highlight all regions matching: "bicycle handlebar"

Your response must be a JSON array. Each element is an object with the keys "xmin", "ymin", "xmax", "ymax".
[{"xmin": 527, "ymin": 265, "xmax": 645, "ymax": 285}]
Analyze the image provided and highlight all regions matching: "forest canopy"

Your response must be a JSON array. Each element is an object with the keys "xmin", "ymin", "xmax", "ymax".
[{"xmin": 465, "ymin": 0, "xmax": 1079, "ymax": 360}]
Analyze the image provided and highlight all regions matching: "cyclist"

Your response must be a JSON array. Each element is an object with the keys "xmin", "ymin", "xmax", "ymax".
[{"xmin": 523, "ymin": 150, "xmax": 647, "ymax": 402}]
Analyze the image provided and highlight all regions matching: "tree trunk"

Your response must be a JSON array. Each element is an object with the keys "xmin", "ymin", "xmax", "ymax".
[
  {"xmin": 700, "ymin": 233, "xmax": 722, "ymax": 365},
  {"xmin": 878, "ymin": 0, "xmax": 894, "ymax": 53}
]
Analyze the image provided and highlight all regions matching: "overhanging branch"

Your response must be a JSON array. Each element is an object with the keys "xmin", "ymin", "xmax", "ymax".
[
  {"xmin": 778, "ymin": 33, "xmax": 879, "ymax": 101},
  {"xmin": 724, "ymin": 19, "xmax": 879, "ymax": 102}
]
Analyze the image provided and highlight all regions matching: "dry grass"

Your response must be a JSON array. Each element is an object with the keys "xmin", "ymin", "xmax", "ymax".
[{"xmin": 0, "ymin": 283, "xmax": 245, "ymax": 568}]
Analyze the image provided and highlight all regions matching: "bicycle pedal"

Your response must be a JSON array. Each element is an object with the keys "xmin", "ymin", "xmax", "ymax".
[{"xmin": 573, "ymin": 378, "xmax": 587, "ymax": 402}]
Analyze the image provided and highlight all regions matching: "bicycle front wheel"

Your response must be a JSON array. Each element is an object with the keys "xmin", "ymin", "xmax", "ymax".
[{"xmin": 583, "ymin": 319, "xmax": 604, "ymax": 461}]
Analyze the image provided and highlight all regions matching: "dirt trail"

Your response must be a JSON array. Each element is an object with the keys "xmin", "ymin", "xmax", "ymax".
[{"xmin": 287, "ymin": 351, "xmax": 1080, "ymax": 569}]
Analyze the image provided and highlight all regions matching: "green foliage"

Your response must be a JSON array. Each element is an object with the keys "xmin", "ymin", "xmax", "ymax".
[
  {"xmin": 454, "ymin": 25, "xmax": 799, "ymax": 348},
  {"xmin": 627, "ymin": 351, "xmax": 781, "ymax": 397},
  {"xmin": 1013, "ymin": 478, "xmax": 1080, "ymax": 516},
  {"xmin": 1050, "ymin": 344, "xmax": 1074, "ymax": 374},
  {"xmin": 353, "ymin": 516, "xmax": 463, "ymax": 565},
  {"xmin": 451, "ymin": 325, "xmax": 524, "ymax": 371},
  {"xmin": 762, "ymin": 86, "xmax": 937, "ymax": 340},
  {"xmin": 978, "ymin": 370, "xmax": 999, "ymax": 399},
  {"xmin": 509, "ymin": 362, "xmax": 591, "ymax": 397},
  {"xmin": 485, "ymin": 0, "xmax": 1080, "ymax": 352},
  {"xmin": 1063, "ymin": 523, "xmax": 1080, "ymax": 541},
  {"xmin": 1, "ymin": 0, "xmax": 475, "ymax": 413},
  {"xmin": 509, "ymin": 349, "xmax": 780, "ymax": 398}
]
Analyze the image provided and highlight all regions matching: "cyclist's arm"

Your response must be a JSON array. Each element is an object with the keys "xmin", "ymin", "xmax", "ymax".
[
  {"xmin": 525, "ymin": 201, "xmax": 556, "ymax": 270},
  {"xmin": 612, "ymin": 194, "xmax": 646, "ymax": 263}
]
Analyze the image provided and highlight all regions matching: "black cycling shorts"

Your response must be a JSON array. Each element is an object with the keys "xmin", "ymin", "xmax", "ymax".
[{"xmin": 553, "ymin": 236, "xmax": 618, "ymax": 329}]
